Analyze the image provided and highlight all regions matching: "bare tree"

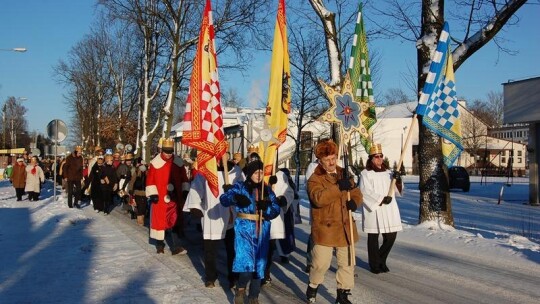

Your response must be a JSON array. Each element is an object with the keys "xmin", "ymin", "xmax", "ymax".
[
  {"xmin": 287, "ymin": 20, "xmax": 329, "ymax": 188},
  {"xmin": 221, "ymin": 88, "xmax": 244, "ymax": 108},
  {"xmin": 308, "ymin": 0, "xmax": 529, "ymax": 225},
  {"xmin": 381, "ymin": 88, "xmax": 414, "ymax": 106},
  {"xmin": 1, "ymin": 97, "xmax": 28, "ymax": 149},
  {"xmin": 367, "ymin": 0, "xmax": 528, "ymax": 225}
]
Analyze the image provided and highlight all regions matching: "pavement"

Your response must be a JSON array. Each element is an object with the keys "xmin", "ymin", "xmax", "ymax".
[{"xmin": 105, "ymin": 201, "xmax": 310, "ymax": 304}]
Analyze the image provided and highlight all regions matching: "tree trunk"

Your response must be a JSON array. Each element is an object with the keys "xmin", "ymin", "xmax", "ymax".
[{"xmin": 417, "ymin": 0, "xmax": 453, "ymax": 225}]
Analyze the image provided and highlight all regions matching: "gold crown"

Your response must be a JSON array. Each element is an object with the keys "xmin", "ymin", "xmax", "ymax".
[
  {"xmin": 162, "ymin": 138, "xmax": 175, "ymax": 149},
  {"xmin": 369, "ymin": 143, "xmax": 383, "ymax": 156},
  {"xmin": 75, "ymin": 146, "xmax": 83, "ymax": 152},
  {"xmin": 247, "ymin": 145, "xmax": 259, "ymax": 153}
]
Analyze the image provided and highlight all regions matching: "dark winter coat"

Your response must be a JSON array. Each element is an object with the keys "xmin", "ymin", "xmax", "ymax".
[
  {"xmin": 307, "ymin": 164, "xmax": 363, "ymax": 247},
  {"xmin": 11, "ymin": 162, "xmax": 27, "ymax": 188},
  {"xmin": 63, "ymin": 153, "xmax": 83, "ymax": 181},
  {"xmin": 100, "ymin": 164, "xmax": 118, "ymax": 191}
]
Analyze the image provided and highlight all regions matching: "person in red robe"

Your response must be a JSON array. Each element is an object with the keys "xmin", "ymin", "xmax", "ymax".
[{"xmin": 145, "ymin": 138, "xmax": 190, "ymax": 254}]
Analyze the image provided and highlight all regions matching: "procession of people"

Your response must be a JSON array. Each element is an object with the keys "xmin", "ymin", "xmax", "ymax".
[{"xmin": 2, "ymin": 136, "xmax": 403, "ymax": 304}]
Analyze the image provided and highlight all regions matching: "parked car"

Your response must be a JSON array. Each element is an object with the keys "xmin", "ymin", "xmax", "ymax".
[{"xmin": 448, "ymin": 166, "xmax": 470, "ymax": 192}]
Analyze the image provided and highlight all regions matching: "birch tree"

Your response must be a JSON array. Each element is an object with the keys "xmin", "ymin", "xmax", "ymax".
[{"xmin": 308, "ymin": 0, "xmax": 528, "ymax": 226}]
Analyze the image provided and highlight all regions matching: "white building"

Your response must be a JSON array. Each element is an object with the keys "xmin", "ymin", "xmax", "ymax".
[{"xmin": 170, "ymin": 101, "xmax": 526, "ymax": 176}]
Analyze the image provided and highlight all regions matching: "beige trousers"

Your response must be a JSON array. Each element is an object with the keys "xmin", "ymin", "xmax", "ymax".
[{"xmin": 309, "ymin": 244, "xmax": 354, "ymax": 289}]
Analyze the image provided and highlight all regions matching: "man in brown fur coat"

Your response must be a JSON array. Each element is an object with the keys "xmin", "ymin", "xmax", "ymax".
[{"xmin": 305, "ymin": 139, "xmax": 363, "ymax": 304}]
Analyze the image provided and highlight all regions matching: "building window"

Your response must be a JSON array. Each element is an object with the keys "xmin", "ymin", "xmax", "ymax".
[
  {"xmin": 300, "ymin": 131, "xmax": 313, "ymax": 150},
  {"xmin": 518, "ymin": 158, "xmax": 522, "ymax": 163},
  {"xmin": 518, "ymin": 150, "xmax": 522, "ymax": 156},
  {"xmin": 502, "ymin": 157, "xmax": 506, "ymax": 163}
]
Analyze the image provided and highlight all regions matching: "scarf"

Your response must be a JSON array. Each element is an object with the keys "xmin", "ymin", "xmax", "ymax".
[{"xmin": 31, "ymin": 165, "xmax": 37, "ymax": 175}]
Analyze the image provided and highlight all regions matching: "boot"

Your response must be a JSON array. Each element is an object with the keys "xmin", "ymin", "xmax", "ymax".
[
  {"xmin": 306, "ymin": 284, "xmax": 318, "ymax": 303},
  {"xmin": 137, "ymin": 215, "xmax": 144, "ymax": 226},
  {"xmin": 234, "ymin": 288, "xmax": 246, "ymax": 304},
  {"xmin": 335, "ymin": 289, "xmax": 352, "ymax": 304}
]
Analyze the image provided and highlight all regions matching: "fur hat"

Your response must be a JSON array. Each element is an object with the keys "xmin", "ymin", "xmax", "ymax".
[
  {"xmin": 369, "ymin": 143, "xmax": 383, "ymax": 156},
  {"xmin": 314, "ymin": 139, "xmax": 338, "ymax": 159},
  {"xmin": 244, "ymin": 160, "xmax": 263, "ymax": 179}
]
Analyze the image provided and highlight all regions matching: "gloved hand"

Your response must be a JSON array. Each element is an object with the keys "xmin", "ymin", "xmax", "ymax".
[
  {"xmin": 392, "ymin": 170, "xmax": 402, "ymax": 182},
  {"xmin": 346, "ymin": 200, "xmax": 357, "ymax": 211},
  {"xmin": 268, "ymin": 175, "xmax": 278, "ymax": 185},
  {"xmin": 257, "ymin": 200, "xmax": 270, "ymax": 211},
  {"xmin": 235, "ymin": 194, "xmax": 251, "ymax": 208},
  {"xmin": 337, "ymin": 179, "xmax": 352, "ymax": 191},
  {"xmin": 148, "ymin": 195, "xmax": 159, "ymax": 204},
  {"xmin": 277, "ymin": 196, "xmax": 288, "ymax": 207},
  {"xmin": 222, "ymin": 184, "xmax": 233, "ymax": 192},
  {"xmin": 381, "ymin": 196, "xmax": 393, "ymax": 205}
]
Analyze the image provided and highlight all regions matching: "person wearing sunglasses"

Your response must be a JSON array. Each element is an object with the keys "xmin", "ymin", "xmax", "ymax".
[
  {"xmin": 359, "ymin": 143, "xmax": 403, "ymax": 274},
  {"xmin": 145, "ymin": 138, "xmax": 189, "ymax": 255}
]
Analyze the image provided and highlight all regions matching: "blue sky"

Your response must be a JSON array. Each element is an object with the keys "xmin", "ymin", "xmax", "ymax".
[{"xmin": 1, "ymin": 1, "xmax": 539, "ymax": 135}]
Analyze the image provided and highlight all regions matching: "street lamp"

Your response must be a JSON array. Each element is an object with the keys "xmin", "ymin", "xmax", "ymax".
[{"xmin": 0, "ymin": 47, "xmax": 27, "ymax": 52}]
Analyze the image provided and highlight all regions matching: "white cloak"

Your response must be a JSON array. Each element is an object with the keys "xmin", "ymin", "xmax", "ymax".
[
  {"xmin": 269, "ymin": 170, "xmax": 295, "ymax": 240},
  {"xmin": 359, "ymin": 169, "xmax": 403, "ymax": 234},
  {"xmin": 185, "ymin": 165, "xmax": 244, "ymax": 240}
]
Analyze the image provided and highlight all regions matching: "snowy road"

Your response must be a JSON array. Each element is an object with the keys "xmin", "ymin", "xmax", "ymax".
[{"xmin": 1, "ymin": 178, "xmax": 539, "ymax": 303}]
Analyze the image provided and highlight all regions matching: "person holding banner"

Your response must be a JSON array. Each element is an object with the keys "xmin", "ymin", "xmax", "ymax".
[
  {"xmin": 185, "ymin": 157, "xmax": 244, "ymax": 289},
  {"xmin": 220, "ymin": 160, "xmax": 281, "ymax": 304},
  {"xmin": 359, "ymin": 143, "xmax": 403, "ymax": 274},
  {"xmin": 306, "ymin": 139, "xmax": 362, "ymax": 304}
]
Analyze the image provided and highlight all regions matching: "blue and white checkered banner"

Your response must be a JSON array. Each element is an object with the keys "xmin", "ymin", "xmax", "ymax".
[{"xmin": 416, "ymin": 22, "xmax": 463, "ymax": 167}]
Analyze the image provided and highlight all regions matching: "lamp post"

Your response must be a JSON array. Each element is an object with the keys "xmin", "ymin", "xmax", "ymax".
[{"xmin": 0, "ymin": 47, "xmax": 27, "ymax": 52}]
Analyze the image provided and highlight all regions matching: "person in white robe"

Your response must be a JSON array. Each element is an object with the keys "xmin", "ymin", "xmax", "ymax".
[
  {"xmin": 185, "ymin": 160, "xmax": 244, "ymax": 289},
  {"xmin": 359, "ymin": 143, "xmax": 403, "ymax": 274}
]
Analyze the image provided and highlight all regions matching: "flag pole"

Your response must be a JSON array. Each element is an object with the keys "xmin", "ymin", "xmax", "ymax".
[
  {"xmin": 341, "ymin": 141, "xmax": 355, "ymax": 266},
  {"xmin": 382, "ymin": 114, "xmax": 417, "ymax": 204}
]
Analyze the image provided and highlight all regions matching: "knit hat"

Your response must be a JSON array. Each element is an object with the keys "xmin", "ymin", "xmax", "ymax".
[{"xmin": 244, "ymin": 160, "xmax": 263, "ymax": 179}]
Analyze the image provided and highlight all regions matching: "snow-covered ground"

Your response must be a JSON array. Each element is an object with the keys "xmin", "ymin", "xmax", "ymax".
[{"xmin": 0, "ymin": 176, "xmax": 538, "ymax": 304}]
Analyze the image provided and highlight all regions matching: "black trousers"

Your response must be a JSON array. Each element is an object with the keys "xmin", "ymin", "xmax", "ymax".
[
  {"xmin": 15, "ymin": 187, "xmax": 25, "ymax": 200},
  {"xmin": 367, "ymin": 232, "xmax": 397, "ymax": 270},
  {"xmin": 67, "ymin": 180, "xmax": 81, "ymax": 208},
  {"xmin": 102, "ymin": 189, "xmax": 113, "ymax": 214},
  {"xmin": 264, "ymin": 239, "xmax": 278, "ymax": 279},
  {"xmin": 203, "ymin": 228, "xmax": 236, "ymax": 283}
]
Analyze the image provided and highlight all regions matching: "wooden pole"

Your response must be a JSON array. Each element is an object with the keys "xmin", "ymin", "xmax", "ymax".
[{"xmin": 383, "ymin": 114, "xmax": 417, "ymax": 203}]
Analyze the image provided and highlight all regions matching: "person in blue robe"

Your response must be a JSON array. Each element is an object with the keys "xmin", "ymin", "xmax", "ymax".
[{"xmin": 220, "ymin": 160, "xmax": 280, "ymax": 304}]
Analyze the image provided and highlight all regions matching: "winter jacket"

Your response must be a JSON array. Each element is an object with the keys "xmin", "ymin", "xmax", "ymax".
[
  {"xmin": 11, "ymin": 163, "xmax": 27, "ymax": 188},
  {"xmin": 307, "ymin": 164, "xmax": 363, "ymax": 247},
  {"xmin": 100, "ymin": 164, "xmax": 118, "ymax": 192},
  {"xmin": 25, "ymin": 165, "xmax": 45, "ymax": 193},
  {"xmin": 63, "ymin": 153, "xmax": 83, "ymax": 181}
]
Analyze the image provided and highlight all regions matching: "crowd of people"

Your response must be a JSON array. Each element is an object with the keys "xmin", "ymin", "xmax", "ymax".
[{"xmin": 2, "ymin": 138, "xmax": 403, "ymax": 304}]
